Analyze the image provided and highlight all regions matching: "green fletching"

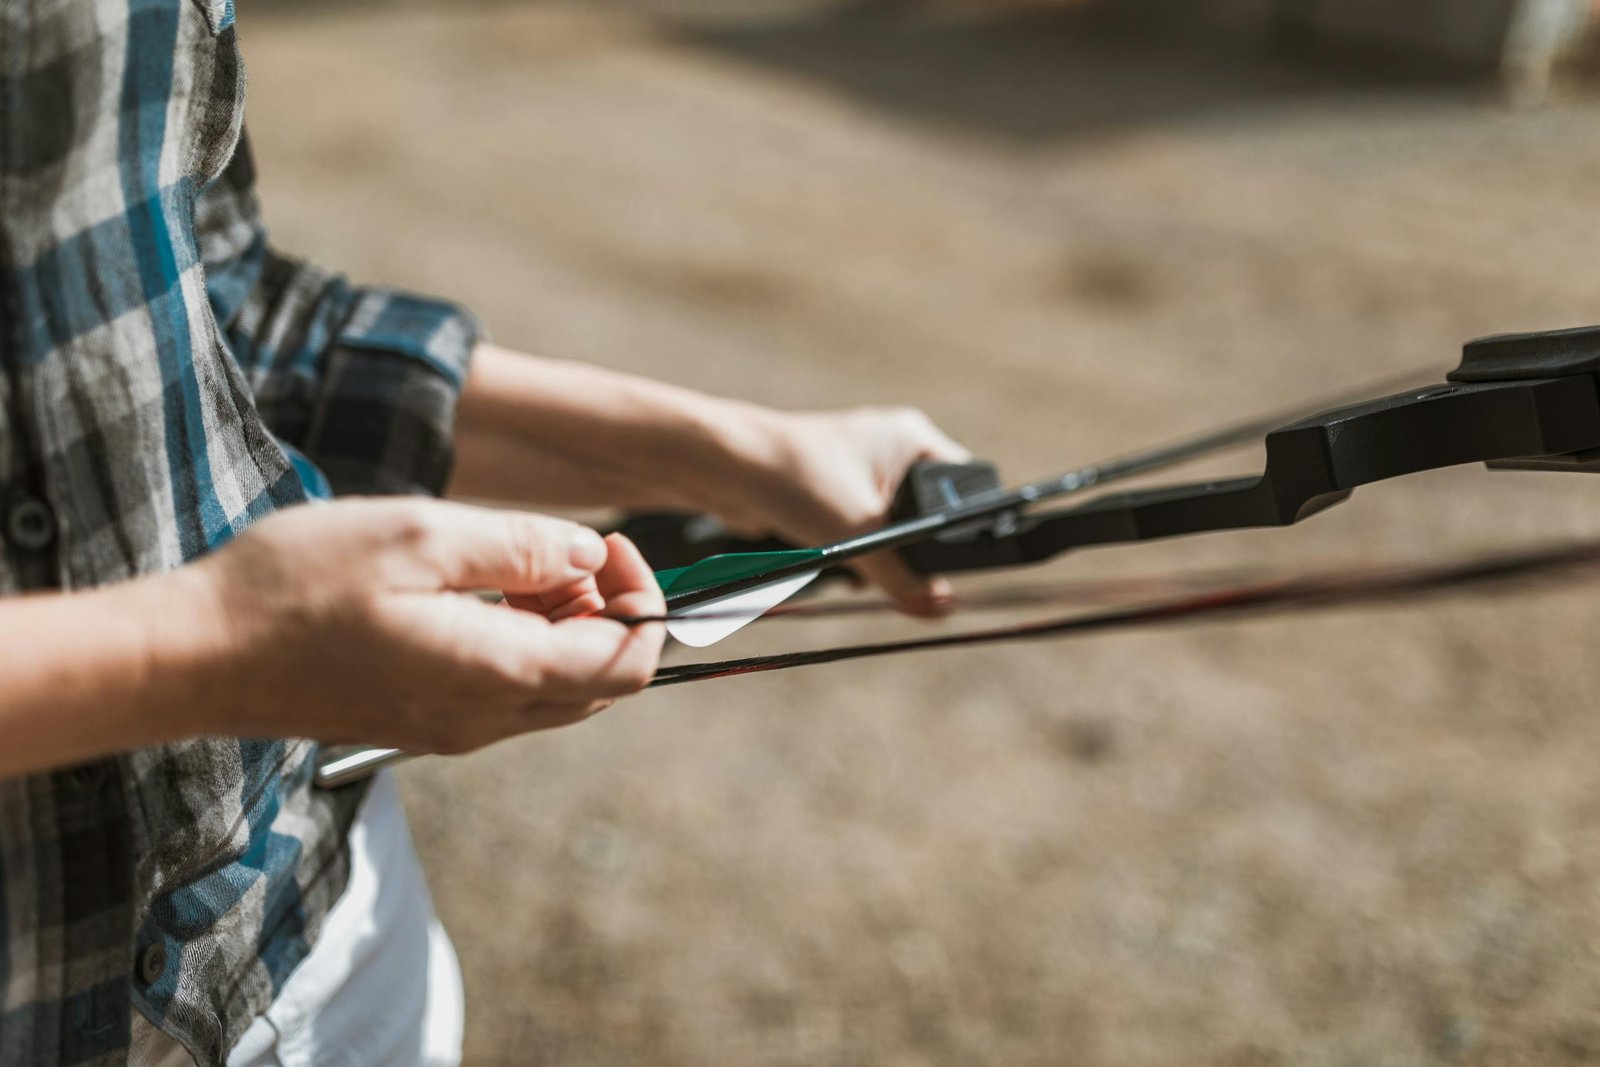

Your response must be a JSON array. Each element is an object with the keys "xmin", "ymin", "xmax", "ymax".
[
  {"xmin": 653, "ymin": 566, "xmax": 691, "ymax": 591},
  {"xmin": 655, "ymin": 549, "xmax": 826, "ymax": 595}
]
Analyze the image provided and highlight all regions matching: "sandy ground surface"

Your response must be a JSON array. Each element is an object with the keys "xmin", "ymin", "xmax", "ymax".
[{"xmin": 244, "ymin": 4, "xmax": 1600, "ymax": 1063}]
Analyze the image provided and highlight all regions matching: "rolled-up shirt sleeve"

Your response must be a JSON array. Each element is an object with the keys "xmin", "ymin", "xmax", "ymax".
[{"xmin": 195, "ymin": 134, "xmax": 480, "ymax": 497}]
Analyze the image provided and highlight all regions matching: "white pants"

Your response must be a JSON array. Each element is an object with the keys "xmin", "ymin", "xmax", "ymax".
[{"xmin": 226, "ymin": 771, "xmax": 464, "ymax": 1067}]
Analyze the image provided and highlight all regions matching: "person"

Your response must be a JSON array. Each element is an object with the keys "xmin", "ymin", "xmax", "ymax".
[{"xmin": 0, "ymin": 3, "xmax": 966, "ymax": 1065}]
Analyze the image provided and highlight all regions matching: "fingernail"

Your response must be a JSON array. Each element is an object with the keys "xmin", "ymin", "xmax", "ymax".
[{"xmin": 568, "ymin": 527, "xmax": 606, "ymax": 572}]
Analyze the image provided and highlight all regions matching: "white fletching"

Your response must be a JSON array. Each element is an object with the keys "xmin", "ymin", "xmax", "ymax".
[{"xmin": 666, "ymin": 571, "xmax": 820, "ymax": 647}]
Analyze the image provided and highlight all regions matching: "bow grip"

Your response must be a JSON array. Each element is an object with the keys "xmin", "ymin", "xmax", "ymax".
[{"xmin": 889, "ymin": 458, "xmax": 1011, "ymax": 576}]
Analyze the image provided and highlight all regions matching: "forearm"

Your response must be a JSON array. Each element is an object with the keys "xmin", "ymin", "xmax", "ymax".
[
  {"xmin": 0, "ymin": 572, "xmax": 223, "ymax": 777},
  {"xmin": 449, "ymin": 342, "xmax": 787, "ymax": 520}
]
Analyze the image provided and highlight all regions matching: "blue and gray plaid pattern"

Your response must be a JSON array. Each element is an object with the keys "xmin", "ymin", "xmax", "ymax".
[{"xmin": 0, "ymin": 2, "xmax": 477, "ymax": 1063}]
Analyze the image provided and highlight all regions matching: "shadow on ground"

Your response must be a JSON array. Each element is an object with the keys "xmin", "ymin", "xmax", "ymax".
[{"xmin": 676, "ymin": 1, "xmax": 1493, "ymax": 144}]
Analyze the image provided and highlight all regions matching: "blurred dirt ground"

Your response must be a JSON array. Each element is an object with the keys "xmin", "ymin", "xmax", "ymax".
[{"xmin": 244, "ymin": 4, "xmax": 1600, "ymax": 1063}]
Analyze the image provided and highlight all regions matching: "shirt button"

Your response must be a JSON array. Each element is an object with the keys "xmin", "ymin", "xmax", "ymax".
[
  {"xmin": 137, "ymin": 942, "xmax": 167, "ymax": 986},
  {"xmin": 6, "ymin": 497, "xmax": 55, "ymax": 552}
]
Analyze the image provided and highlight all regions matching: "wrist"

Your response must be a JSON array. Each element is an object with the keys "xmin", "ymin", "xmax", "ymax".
[
  {"xmin": 121, "ymin": 563, "xmax": 241, "ymax": 740},
  {"xmin": 0, "ymin": 561, "xmax": 267, "ymax": 776},
  {"xmin": 671, "ymin": 396, "xmax": 795, "ymax": 521}
]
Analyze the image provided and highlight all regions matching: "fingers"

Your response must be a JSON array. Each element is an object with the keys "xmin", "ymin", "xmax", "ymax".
[
  {"xmin": 505, "ymin": 576, "xmax": 605, "ymax": 621},
  {"xmin": 392, "ymin": 500, "xmax": 609, "ymax": 595},
  {"xmin": 477, "ymin": 534, "xmax": 664, "ymax": 703},
  {"xmin": 527, "ymin": 535, "xmax": 664, "ymax": 699},
  {"xmin": 594, "ymin": 533, "xmax": 666, "ymax": 621},
  {"xmin": 904, "ymin": 410, "xmax": 972, "ymax": 464},
  {"xmin": 535, "ymin": 533, "xmax": 663, "ymax": 623},
  {"xmin": 853, "ymin": 550, "xmax": 953, "ymax": 618},
  {"xmin": 502, "ymin": 532, "xmax": 660, "ymax": 621},
  {"xmin": 407, "ymin": 531, "xmax": 662, "ymax": 713},
  {"xmin": 875, "ymin": 409, "xmax": 966, "ymax": 608},
  {"xmin": 546, "ymin": 590, "xmax": 607, "ymax": 621}
]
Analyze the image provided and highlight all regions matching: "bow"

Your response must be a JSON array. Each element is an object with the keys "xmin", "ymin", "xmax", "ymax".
[{"xmin": 314, "ymin": 324, "xmax": 1600, "ymax": 787}]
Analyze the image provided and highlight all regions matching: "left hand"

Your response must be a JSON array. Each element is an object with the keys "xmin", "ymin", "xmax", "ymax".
[
  {"xmin": 723, "ymin": 406, "xmax": 971, "ymax": 616},
  {"xmin": 450, "ymin": 345, "xmax": 971, "ymax": 613}
]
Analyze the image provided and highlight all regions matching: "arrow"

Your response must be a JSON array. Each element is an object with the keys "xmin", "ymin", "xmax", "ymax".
[
  {"xmin": 313, "ymin": 367, "xmax": 1434, "ymax": 789},
  {"xmin": 654, "ymin": 367, "xmax": 1435, "ymax": 642}
]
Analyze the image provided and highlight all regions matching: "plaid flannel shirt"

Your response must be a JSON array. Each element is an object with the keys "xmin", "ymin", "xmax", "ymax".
[{"xmin": 0, "ymin": 2, "xmax": 479, "ymax": 1063}]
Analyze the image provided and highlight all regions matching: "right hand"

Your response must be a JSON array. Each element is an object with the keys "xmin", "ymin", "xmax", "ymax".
[{"xmin": 181, "ymin": 498, "xmax": 665, "ymax": 754}]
